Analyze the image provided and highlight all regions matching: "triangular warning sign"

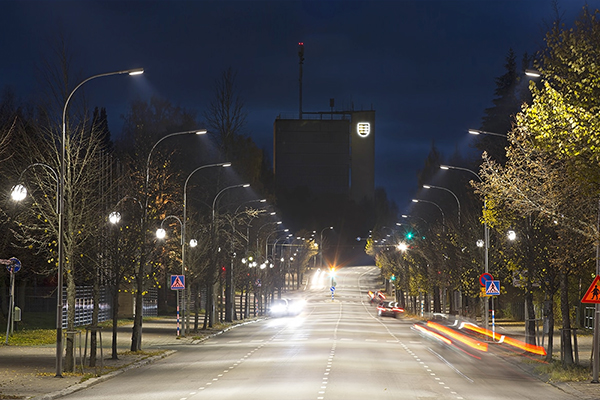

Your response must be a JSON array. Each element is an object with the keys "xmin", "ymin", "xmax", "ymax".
[
  {"xmin": 171, "ymin": 275, "xmax": 185, "ymax": 290},
  {"xmin": 581, "ymin": 276, "xmax": 600, "ymax": 303}
]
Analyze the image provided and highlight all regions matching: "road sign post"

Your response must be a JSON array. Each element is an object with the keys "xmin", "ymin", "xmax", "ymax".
[
  {"xmin": 170, "ymin": 275, "xmax": 185, "ymax": 337},
  {"xmin": 2, "ymin": 258, "xmax": 21, "ymax": 344},
  {"xmin": 581, "ymin": 274, "xmax": 600, "ymax": 382}
]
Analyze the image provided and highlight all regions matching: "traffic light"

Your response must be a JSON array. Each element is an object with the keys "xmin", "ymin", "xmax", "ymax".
[
  {"xmin": 405, "ymin": 231, "xmax": 414, "ymax": 240},
  {"xmin": 391, "ymin": 274, "xmax": 396, "ymax": 281}
]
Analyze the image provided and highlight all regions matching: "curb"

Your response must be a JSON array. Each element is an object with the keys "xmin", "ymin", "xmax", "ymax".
[
  {"xmin": 29, "ymin": 318, "xmax": 263, "ymax": 399},
  {"xmin": 32, "ymin": 350, "xmax": 177, "ymax": 400}
]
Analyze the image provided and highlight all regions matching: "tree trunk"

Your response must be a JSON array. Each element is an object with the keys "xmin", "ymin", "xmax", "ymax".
[
  {"xmin": 89, "ymin": 272, "xmax": 99, "ymax": 367},
  {"xmin": 64, "ymin": 270, "xmax": 76, "ymax": 372},
  {"xmin": 194, "ymin": 282, "xmax": 200, "ymax": 332},
  {"xmin": 111, "ymin": 282, "xmax": 119, "ymax": 360},
  {"xmin": 202, "ymin": 281, "xmax": 210, "ymax": 330},
  {"xmin": 448, "ymin": 289, "xmax": 455, "ymax": 315},
  {"xmin": 131, "ymin": 265, "xmax": 144, "ymax": 351},
  {"xmin": 525, "ymin": 288, "xmax": 536, "ymax": 345},
  {"xmin": 560, "ymin": 270, "xmax": 574, "ymax": 366},
  {"xmin": 225, "ymin": 261, "xmax": 233, "ymax": 322},
  {"xmin": 131, "ymin": 236, "xmax": 145, "ymax": 352},
  {"xmin": 545, "ymin": 298, "xmax": 555, "ymax": 362},
  {"xmin": 433, "ymin": 285, "xmax": 441, "ymax": 313}
]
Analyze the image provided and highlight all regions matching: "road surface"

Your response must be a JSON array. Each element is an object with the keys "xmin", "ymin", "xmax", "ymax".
[{"xmin": 60, "ymin": 265, "xmax": 573, "ymax": 400}]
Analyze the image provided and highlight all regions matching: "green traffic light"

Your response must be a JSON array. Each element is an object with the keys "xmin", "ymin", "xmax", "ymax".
[{"xmin": 406, "ymin": 232, "xmax": 414, "ymax": 240}]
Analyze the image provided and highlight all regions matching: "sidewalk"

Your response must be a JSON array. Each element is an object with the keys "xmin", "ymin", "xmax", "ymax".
[{"xmin": 0, "ymin": 317, "xmax": 226, "ymax": 400}]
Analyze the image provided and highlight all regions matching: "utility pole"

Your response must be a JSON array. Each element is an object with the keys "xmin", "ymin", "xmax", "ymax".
[{"xmin": 298, "ymin": 42, "xmax": 304, "ymax": 120}]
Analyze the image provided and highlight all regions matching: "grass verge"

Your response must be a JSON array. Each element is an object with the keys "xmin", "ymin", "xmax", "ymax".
[{"xmin": 535, "ymin": 360, "xmax": 591, "ymax": 382}]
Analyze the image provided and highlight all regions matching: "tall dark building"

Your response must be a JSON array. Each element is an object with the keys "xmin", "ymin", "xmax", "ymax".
[{"xmin": 273, "ymin": 109, "xmax": 375, "ymax": 202}]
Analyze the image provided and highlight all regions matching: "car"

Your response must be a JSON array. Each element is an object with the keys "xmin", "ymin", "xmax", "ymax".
[
  {"xmin": 377, "ymin": 301, "xmax": 404, "ymax": 317},
  {"xmin": 286, "ymin": 298, "xmax": 306, "ymax": 316},
  {"xmin": 368, "ymin": 290, "xmax": 386, "ymax": 304},
  {"xmin": 268, "ymin": 299, "xmax": 289, "ymax": 317}
]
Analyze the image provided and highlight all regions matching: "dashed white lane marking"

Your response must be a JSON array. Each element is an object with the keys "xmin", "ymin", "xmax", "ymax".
[
  {"xmin": 316, "ymin": 303, "xmax": 342, "ymax": 399},
  {"xmin": 198, "ymin": 329, "xmax": 284, "ymax": 391}
]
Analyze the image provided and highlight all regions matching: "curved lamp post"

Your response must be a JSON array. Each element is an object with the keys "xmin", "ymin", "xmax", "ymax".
[
  {"xmin": 57, "ymin": 67, "xmax": 143, "ymax": 376},
  {"xmin": 440, "ymin": 164, "xmax": 490, "ymax": 330},
  {"xmin": 400, "ymin": 214, "xmax": 428, "ymax": 227},
  {"xmin": 211, "ymin": 184, "xmax": 251, "ymax": 223},
  {"xmin": 182, "ymin": 162, "xmax": 231, "ymax": 333},
  {"xmin": 130, "ymin": 128, "xmax": 207, "ymax": 351},
  {"xmin": 423, "ymin": 184, "xmax": 461, "ymax": 225},
  {"xmin": 11, "ymin": 163, "xmax": 59, "ymax": 211},
  {"xmin": 411, "ymin": 199, "xmax": 445, "ymax": 229},
  {"xmin": 265, "ymin": 228, "xmax": 289, "ymax": 261},
  {"xmin": 211, "ymin": 183, "xmax": 250, "ymax": 322},
  {"xmin": 256, "ymin": 220, "xmax": 282, "ymax": 255},
  {"xmin": 235, "ymin": 198, "xmax": 267, "ymax": 215}
]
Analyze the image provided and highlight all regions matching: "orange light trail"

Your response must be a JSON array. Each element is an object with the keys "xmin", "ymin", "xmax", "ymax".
[
  {"xmin": 413, "ymin": 324, "xmax": 452, "ymax": 345},
  {"xmin": 459, "ymin": 322, "xmax": 546, "ymax": 356},
  {"xmin": 427, "ymin": 321, "xmax": 488, "ymax": 352}
]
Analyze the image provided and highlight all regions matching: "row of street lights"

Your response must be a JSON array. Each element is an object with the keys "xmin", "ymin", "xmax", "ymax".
[{"xmin": 10, "ymin": 66, "xmax": 264, "ymax": 375}]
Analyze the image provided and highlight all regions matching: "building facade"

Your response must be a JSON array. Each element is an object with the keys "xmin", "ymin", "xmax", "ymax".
[{"xmin": 274, "ymin": 110, "xmax": 375, "ymax": 202}]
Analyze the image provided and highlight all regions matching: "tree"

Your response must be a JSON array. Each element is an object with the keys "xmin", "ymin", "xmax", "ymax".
[
  {"xmin": 116, "ymin": 96, "xmax": 199, "ymax": 350},
  {"xmin": 203, "ymin": 68, "xmax": 264, "ymax": 322},
  {"xmin": 475, "ymin": 49, "xmax": 531, "ymax": 164},
  {"xmin": 476, "ymin": 6, "xmax": 600, "ymax": 365}
]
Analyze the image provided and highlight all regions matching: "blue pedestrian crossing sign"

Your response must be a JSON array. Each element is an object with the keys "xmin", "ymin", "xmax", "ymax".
[
  {"xmin": 485, "ymin": 280, "xmax": 500, "ymax": 296},
  {"xmin": 170, "ymin": 275, "xmax": 185, "ymax": 290}
]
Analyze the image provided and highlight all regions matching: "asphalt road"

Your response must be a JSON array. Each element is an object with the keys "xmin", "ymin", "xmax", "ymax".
[{"xmin": 58, "ymin": 266, "xmax": 575, "ymax": 400}]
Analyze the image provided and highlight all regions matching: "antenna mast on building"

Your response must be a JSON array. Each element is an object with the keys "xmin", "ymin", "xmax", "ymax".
[{"xmin": 298, "ymin": 42, "xmax": 304, "ymax": 120}]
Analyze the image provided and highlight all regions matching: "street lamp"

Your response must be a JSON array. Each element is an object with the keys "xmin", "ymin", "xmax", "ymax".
[
  {"xmin": 130, "ymin": 128, "xmax": 206, "ymax": 351},
  {"xmin": 255, "ymin": 220, "xmax": 282, "ymax": 251},
  {"xmin": 211, "ymin": 183, "xmax": 250, "ymax": 322},
  {"xmin": 212, "ymin": 184, "xmax": 251, "ymax": 223},
  {"xmin": 507, "ymin": 230, "xmax": 517, "ymax": 241},
  {"xmin": 56, "ymin": 67, "xmax": 143, "ymax": 376},
  {"xmin": 265, "ymin": 228, "xmax": 289, "ymax": 260},
  {"xmin": 440, "ymin": 164, "xmax": 490, "ymax": 329},
  {"xmin": 423, "ymin": 184, "xmax": 461, "ymax": 225},
  {"xmin": 468, "ymin": 129, "xmax": 507, "ymax": 138},
  {"xmin": 525, "ymin": 69, "xmax": 541, "ymax": 78},
  {"xmin": 400, "ymin": 214, "xmax": 428, "ymax": 227},
  {"xmin": 411, "ymin": 199, "xmax": 445, "ymax": 228},
  {"xmin": 235, "ymin": 198, "xmax": 267, "ymax": 215},
  {"xmin": 145, "ymin": 129, "xmax": 207, "ymax": 209},
  {"xmin": 182, "ymin": 162, "xmax": 231, "ymax": 333},
  {"xmin": 11, "ymin": 163, "xmax": 59, "ymax": 213}
]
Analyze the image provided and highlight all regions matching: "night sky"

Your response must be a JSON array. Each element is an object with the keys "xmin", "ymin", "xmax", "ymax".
[{"xmin": 2, "ymin": 0, "xmax": 597, "ymax": 212}]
